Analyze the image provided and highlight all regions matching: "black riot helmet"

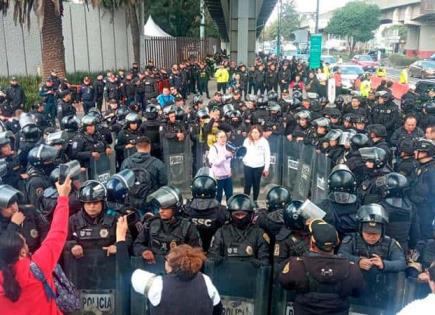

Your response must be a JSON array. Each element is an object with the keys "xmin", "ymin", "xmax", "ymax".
[
  {"xmin": 415, "ymin": 138, "xmax": 435, "ymax": 157},
  {"xmin": 197, "ymin": 108, "xmax": 210, "ymax": 120},
  {"xmin": 106, "ymin": 169, "xmax": 135, "ymax": 203},
  {"xmin": 283, "ymin": 199, "xmax": 326, "ymax": 230},
  {"xmin": 117, "ymin": 106, "xmax": 130, "ymax": 121},
  {"xmin": 125, "ymin": 112, "xmax": 141, "ymax": 128},
  {"xmin": 222, "ymin": 104, "xmax": 235, "ymax": 118},
  {"xmin": 376, "ymin": 90, "xmax": 393, "ymax": 103},
  {"xmin": 78, "ymin": 180, "xmax": 107, "ymax": 203},
  {"xmin": 283, "ymin": 200, "xmax": 305, "ymax": 230},
  {"xmin": 350, "ymin": 133, "xmax": 370, "ymax": 151},
  {"xmin": 19, "ymin": 113, "xmax": 36, "ymax": 129},
  {"xmin": 267, "ymin": 91, "xmax": 278, "ymax": 102},
  {"xmin": 61, "ymin": 115, "xmax": 80, "ymax": 132},
  {"xmin": 50, "ymin": 160, "xmax": 81, "ymax": 184},
  {"xmin": 359, "ymin": 147, "xmax": 387, "ymax": 169},
  {"xmin": 0, "ymin": 159, "xmax": 7, "ymax": 183},
  {"xmin": 145, "ymin": 104, "xmax": 159, "ymax": 120},
  {"xmin": 257, "ymin": 96, "xmax": 269, "ymax": 108},
  {"xmin": 191, "ymin": 167, "xmax": 217, "ymax": 199},
  {"xmin": 45, "ymin": 131, "xmax": 66, "ymax": 146},
  {"xmin": 376, "ymin": 172, "xmax": 408, "ymax": 198},
  {"xmin": 227, "ymin": 194, "xmax": 255, "ymax": 213},
  {"xmin": 81, "ymin": 114, "xmax": 98, "ymax": 131},
  {"xmin": 266, "ymin": 185, "xmax": 291, "ymax": 211},
  {"xmin": 87, "ymin": 108, "xmax": 103, "ymax": 124},
  {"xmin": 21, "ymin": 125, "xmax": 41, "ymax": 142},
  {"xmin": 328, "ymin": 164, "xmax": 357, "ymax": 204},
  {"xmin": 368, "ymin": 124, "xmax": 387, "ymax": 139},
  {"xmin": 0, "ymin": 184, "xmax": 23, "ymax": 209},
  {"xmin": 146, "ymin": 186, "xmax": 183, "ymax": 213},
  {"xmin": 27, "ymin": 144, "xmax": 58, "ymax": 168},
  {"xmin": 357, "ymin": 203, "xmax": 389, "ymax": 237},
  {"xmin": 423, "ymin": 101, "xmax": 435, "ymax": 114},
  {"xmin": 294, "ymin": 110, "xmax": 311, "ymax": 121},
  {"xmin": 268, "ymin": 101, "xmax": 281, "ymax": 114}
]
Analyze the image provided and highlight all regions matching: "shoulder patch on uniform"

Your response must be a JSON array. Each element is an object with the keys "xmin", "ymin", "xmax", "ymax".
[
  {"xmin": 72, "ymin": 141, "xmax": 78, "ymax": 149},
  {"xmin": 274, "ymin": 244, "xmax": 280, "ymax": 256},
  {"xmin": 282, "ymin": 262, "xmax": 290, "ymax": 274},
  {"xmin": 263, "ymin": 233, "xmax": 271, "ymax": 244}
]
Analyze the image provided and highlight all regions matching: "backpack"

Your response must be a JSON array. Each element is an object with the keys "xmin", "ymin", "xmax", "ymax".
[
  {"xmin": 30, "ymin": 262, "xmax": 81, "ymax": 313},
  {"xmin": 128, "ymin": 157, "xmax": 156, "ymax": 209}
]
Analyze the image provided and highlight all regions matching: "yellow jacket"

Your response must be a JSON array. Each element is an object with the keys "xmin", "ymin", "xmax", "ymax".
[
  {"xmin": 399, "ymin": 68, "xmax": 408, "ymax": 84},
  {"xmin": 360, "ymin": 80, "xmax": 371, "ymax": 97},
  {"xmin": 376, "ymin": 67, "xmax": 387, "ymax": 78},
  {"xmin": 214, "ymin": 68, "xmax": 229, "ymax": 83}
]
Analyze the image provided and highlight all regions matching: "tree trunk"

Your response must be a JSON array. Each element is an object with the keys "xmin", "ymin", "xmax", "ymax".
[
  {"xmin": 127, "ymin": 4, "xmax": 141, "ymax": 64},
  {"xmin": 41, "ymin": 1, "xmax": 66, "ymax": 79}
]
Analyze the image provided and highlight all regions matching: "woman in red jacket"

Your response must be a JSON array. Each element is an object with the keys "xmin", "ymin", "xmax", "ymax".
[{"xmin": 0, "ymin": 178, "xmax": 71, "ymax": 315}]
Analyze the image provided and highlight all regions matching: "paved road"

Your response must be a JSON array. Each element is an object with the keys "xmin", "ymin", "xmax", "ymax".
[{"xmin": 386, "ymin": 67, "xmax": 435, "ymax": 86}]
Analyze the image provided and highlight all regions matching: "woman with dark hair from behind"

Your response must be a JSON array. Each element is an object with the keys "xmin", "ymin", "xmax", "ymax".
[
  {"xmin": 0, "ymin": 178, "xmax": 71, "ymax": 315},
  {"xmin": 116, "ymin": 215, "xmax": 222, "ymax": 315}
]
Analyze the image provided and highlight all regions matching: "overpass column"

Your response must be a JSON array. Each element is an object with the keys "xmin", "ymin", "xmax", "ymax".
[
  {"xmin": 229, "ymin": 0, "xmax": 257, "ymax": 65},
  {"xmin": 404, "ymin": 25, "xmax": 419, "ymax": 57},
  {"xmin": 418, "ymin": 24, "xmax": 435, "ymax": 58}
]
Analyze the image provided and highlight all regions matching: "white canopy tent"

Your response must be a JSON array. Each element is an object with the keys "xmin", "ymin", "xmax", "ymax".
[{"xmin": 144, "ymin": 15, "xmax": 173, "ymax": 37}]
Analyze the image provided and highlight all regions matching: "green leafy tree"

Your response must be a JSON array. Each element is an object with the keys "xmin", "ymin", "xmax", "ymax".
[
  {"xmin": 325, "ymin": 1, "xmax": 380, "ymax": 55},
  {"xmin": 261, "ymin": 1, "xmax": 300, "ymax": 41}
]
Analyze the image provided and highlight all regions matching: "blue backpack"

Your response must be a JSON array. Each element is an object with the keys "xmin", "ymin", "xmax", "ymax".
[{"xmin": 30, "ymin": 261, "xmax": 81, "ymax": 313}]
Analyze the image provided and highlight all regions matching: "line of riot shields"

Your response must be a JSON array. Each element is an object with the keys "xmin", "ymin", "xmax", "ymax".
[{"xmin": 62, "ymin": 248, "xmax": 430, "ymax": 315}]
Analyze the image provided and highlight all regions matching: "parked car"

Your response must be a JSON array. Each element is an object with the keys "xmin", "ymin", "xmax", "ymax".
[
  {"xmin": 409, "ymin": 60, "xmax": 435, "ymax": 79},
  {"xmin": 333, "ymin": 65, "xmax": 364, "ymax": 89},
  {"xmin": 351, "ymin": 54, "xmax": 379, "ymax": 72}
]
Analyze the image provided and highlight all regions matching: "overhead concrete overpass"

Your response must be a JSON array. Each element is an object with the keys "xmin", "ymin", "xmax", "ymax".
[
  {"xmin": 205, "ymin": 0, "xmax": 277, "ymax": 65},
  {"xmin": 375, "ymin": 0, "xmax": 435, "ymax": 58}
]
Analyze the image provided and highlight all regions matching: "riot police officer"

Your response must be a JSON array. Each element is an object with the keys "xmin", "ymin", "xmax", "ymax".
[
  {"xmin": 255, "ymin": 185, "xmax": 291, "ymax": 238},
  {"xmin": 79, "ymin": 76, "xmax": 96, "ymax": 113},
  {"xmin": 133, "ymin": 186, "xmax": 201, "ymax": 262},
  {"xmin": 279, "ymin": 219, "xmax": 364, "ymax": 315},
  {"xmin": 140, "ymin": 103, "xmax": 162, "ymax": 159},
  {"xmin": 376, "ymin": 172, "xmax": 415, "ymax": 251},
  {"xmin": 409, "ymin": 138, "xmax": 435, "ymax": 240},
  {"xmin": 56, "ymin": 90, "xmax": 76, "ymax": 123},
  {"xmin": 320, "ymin": 164, "xmax": 360, "ymax": 237},
  {"xmin": 68, "ymin": 114, "xmax": 108, "ymax": 170},
  {"xmin": 345, "ymin": 133, "xmax": 370, "ymax": 184},
  {"xmin": 25, "ymin": 144, "xmax": 58, "ymax": 209},
  {"xmin": 370, "ymin": 91, "xmax": 400, "ymax": 140},
  {"xmin": 367, "ymin": 124, "xmax": 392, "ymax": 165},
  {"xmin": 68, "ymin": 180, "xmax": 119, "ymax": 258},
  {"xmin": 0, "ymin": 184, "xmax": 48, "ymax": 253},
  {"xmin": 208, "ymin": 193, "xmax": 270, "ymax": 265},
  {"xmin": 15, "ymin": 113, "xmax": 42, "ymax": 168},
  {"xmin": 338, "ymin": 204, "xmax": 406, "ymax": 273},
  {"xmin": 115, "ymin": 112, "xmax": 144, "ymax": 165},
  {"xmin": 60, "ymin": 115, "xmax": 81, "ymax": 143},
  {"xmin": 183, "ymin": 168, "xmax": 229, "ymax": 251},
  {"xmin": 0, "ymin": 134, "xmax": 25, "ymax": 189},
  {"xmin": 291, "ymin": 110, "xmax": 311, "ymax": 142},
  {"xmin": 358, "ymin": 147, "xmax": 392, "ymax": 204},
  {"xmin": 161, "ymin": 106, "xmax": 187, "ymax": 142}
]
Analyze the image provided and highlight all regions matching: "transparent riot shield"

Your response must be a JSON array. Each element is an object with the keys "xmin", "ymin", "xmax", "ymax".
[
  {"xmin": 259, "ymin": 134, "xmax": 283, "ymax": 198},
  {"xmin": 62, "ymin": 249, "xmax": 129, "ymax": 315},
  {"xmin": 193, "ymin": 141, "xmax": 207, "ymax": 175},
  {"xmin": 162, "ymin": 137, "xmax": 193, "ymax": 193},
  {"xmin": 350, "ymin": 271, "xmax": 406, "ymax": 315},
  {"xmin": 204, "ymin": 260, "xmax": 272, "ymax": 315},
  {"xmin": 229, "ymin": 133, "xmax": 245, "ymax": 192},
  {"xmin": 89, "ymin": 153, "xmax": 113, "ymax": 183},
  {"xmin": 282, "ymin": 140, "xmax": 303, "ymax": 193},
  {"xmin": 292, "ymin": 144, "xmax": 316, "ymax": 200},
  {"xmin": 310, "ymin": 153, "xmax": 331, "ymax": 205}
]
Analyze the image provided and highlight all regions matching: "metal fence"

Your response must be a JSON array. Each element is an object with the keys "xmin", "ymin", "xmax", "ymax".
[{"xmin": 144, "ymin": 37, "xmax": 221, "ymax": 69}]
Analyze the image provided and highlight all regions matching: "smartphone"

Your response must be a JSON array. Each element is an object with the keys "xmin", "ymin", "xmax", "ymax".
[{"xmin": 59, "ymin": 164, "xmax": 68, "ymax": 185}]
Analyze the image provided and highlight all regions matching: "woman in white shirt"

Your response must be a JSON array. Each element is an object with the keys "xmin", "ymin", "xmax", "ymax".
[{"xmin": 242, "ymin": 125, "xmax": 270, "ymax": 205}]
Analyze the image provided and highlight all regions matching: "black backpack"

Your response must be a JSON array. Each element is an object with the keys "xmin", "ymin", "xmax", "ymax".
[{"xmin": 128, "ymin": 158, "xmax": 156, "ymax": 209}]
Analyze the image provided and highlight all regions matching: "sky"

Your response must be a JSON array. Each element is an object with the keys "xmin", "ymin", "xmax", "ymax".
[{"xmin": 266, "ymin": 0, "xmax": 352, "ymax": 25}]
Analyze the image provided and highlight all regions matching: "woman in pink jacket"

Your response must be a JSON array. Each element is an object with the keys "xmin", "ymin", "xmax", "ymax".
[{"xmin": 0, "ymin": 179, "xmax": 71, "ymax": 315}]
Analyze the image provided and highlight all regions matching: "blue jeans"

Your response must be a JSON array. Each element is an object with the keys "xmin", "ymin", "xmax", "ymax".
[{"xmin": 216, "ymin": 177, "xmax": 233, "ymax": 203}]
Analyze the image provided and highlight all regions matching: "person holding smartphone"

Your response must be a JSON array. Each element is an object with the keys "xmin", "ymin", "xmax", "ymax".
[{"xmin": 242, "ymin": 125, "xmax": 270, "ymax": 206}]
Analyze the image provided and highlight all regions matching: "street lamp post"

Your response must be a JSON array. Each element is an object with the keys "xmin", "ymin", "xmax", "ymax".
[
  {"xmin": 277, "ymin": 0, "xmax": 282, "ymax": 56},
  {"xmin": 315, "ymin": 0, "xmax": 320, "ymax": 34}
]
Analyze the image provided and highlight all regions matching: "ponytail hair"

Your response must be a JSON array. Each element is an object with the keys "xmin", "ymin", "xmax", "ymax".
[{"xmin": 0, "ymin": 231, "xmax": 24, "ymax": 302}]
